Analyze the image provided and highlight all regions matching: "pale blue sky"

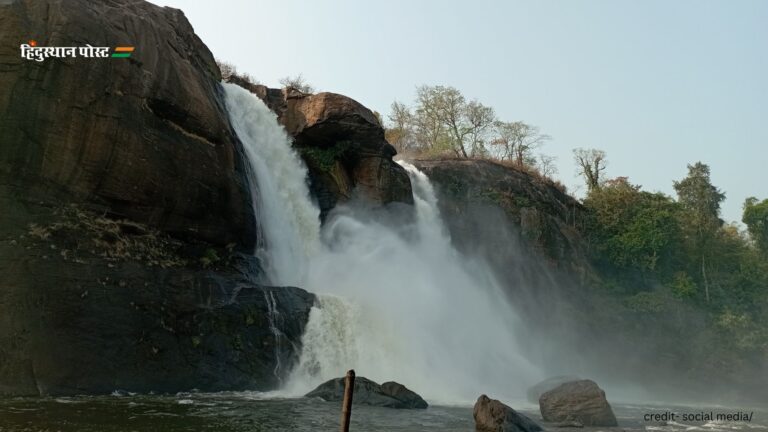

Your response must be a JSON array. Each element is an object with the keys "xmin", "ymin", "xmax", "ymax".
[{"xmin": 151, "ymin": 0, "xmax": 767, "ymax": 224}]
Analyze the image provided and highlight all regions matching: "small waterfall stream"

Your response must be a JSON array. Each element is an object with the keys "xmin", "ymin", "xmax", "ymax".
[{"xmin": 222, "ymin": 82, "xmax": 541, "ymax": 404}]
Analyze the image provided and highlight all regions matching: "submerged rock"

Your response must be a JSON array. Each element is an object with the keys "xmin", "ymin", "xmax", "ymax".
[
  {"xmin": 539, "ymin": 380, "xmax": 618, "ymax": 427},
  {"xmin": 305, "ymin": 376, "xmax": 428, "ymax": 409},
  {"xmin": 473, "ymin": 394, "xmax": 543, "ymax": 432},
  {"xmin": 527, "ymin": 375, "xmax": 581, "ymax": 404}
]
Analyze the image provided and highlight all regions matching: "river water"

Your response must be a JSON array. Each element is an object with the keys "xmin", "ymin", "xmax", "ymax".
[{"xmin": 1, "ymin": 393, "xmax": 765, "ymax": 432}]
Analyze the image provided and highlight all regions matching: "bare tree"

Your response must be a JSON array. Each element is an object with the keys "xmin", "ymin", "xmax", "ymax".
[
  {"xmin": 412, "ymin": 85, "xmax": 496, "ymax": 158},
  {"xmin": 389, "ymin": 84, "xmax": 553, "ymax": 166},
  {"xmin": 216, "ymin": 59, "xmax": 260, "ymax": 86},
  {"xmin": 279, "ymin": 74, "xmax": 315, "ymax": 94},
  {"xmin": 538, "ymin": 153, "xmax": 558, "ymax": 177},
  {"xmin": 465, "ymin": 100, "xmax": 495, "ymax": 157},
  {"xmin": 217, "ymin": 59, "xmax": 237, "ymax": 80},
  {"xmin": 413, "ymin": 86, "xmax": 448, "ymax": 152},
  {"xmin": 573, "ymin": 148, "xmax": 607, "ymax": 192},
  {"xmin": 491, "ymin": 121, "xmax": 549, "ymax": 166},
  {"xmin": 386, "ymin": 101, "xmax": 416, "ymax": 152},
  {"xmin": 432, "ymin": 85, "xmax": 469, "ymax": 157}
]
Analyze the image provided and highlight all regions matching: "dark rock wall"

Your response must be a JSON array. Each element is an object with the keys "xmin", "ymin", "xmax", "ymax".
[
  {"xmin": 0, "ymin": 0, "xmax": 318, "ymax": 396},
  {"xmin": 0, "ymin": 191, "xmax": 314, "ymax": 396},
  {"xmin": 0, "ymin": 0, "xmax": 255, "ymax": 248}
]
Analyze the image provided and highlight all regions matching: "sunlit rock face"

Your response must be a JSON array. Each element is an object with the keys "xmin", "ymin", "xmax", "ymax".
[
  {"xmin": 230, "ymin": 76, "xmax": 413, "ymax": 219},
  {"xmin": 0, "ymin": 0, "xmax": 255, "ymax": 247}
]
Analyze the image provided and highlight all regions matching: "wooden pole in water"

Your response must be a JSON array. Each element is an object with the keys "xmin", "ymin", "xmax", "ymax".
[{"xmin": 340, "ymin": 369, "xmax": 355, "ymax": 432}]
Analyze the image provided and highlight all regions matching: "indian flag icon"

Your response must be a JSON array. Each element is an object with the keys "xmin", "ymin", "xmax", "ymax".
[{"xmin": 111, "ymin": 46, "xmax": 134, "ymax": 58}]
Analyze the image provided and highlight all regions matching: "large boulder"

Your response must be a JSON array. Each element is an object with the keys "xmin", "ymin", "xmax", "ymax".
[
  {"xmin": 233, "ymin": 77, "xmax": 413, "ymax": 219},
  {"xmin": 527, "ymin": 375, "xmax": 581, "ymax": 404},
  {"xmin": 305, "ymin": 376, "xmax": 427, "ymax": 409},
  {"xmin": 0, "ymin": 0, "xmax": 255, "ymax": 248},
  {"xmin": 474, "ymin": 394, "xmax": 543, "ymax": 432},
  {"xmin": 539, "ymin": 380, "xmax": 618, "ymax": 427}
]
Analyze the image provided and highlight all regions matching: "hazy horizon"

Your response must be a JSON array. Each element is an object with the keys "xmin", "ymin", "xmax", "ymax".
[{"xmin": 150, "ymin": 0, "xmax": 767, "ymax": 225}]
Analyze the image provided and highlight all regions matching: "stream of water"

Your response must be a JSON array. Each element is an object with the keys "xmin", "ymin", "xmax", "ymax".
[{"xmin": 1, "ymin": 393, "xmax": 765, "ymax": 432}]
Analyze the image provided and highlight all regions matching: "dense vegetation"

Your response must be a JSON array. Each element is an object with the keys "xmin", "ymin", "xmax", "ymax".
[{"xmin": 581, "ymin": 163, "xmax": 767, "ymax": 376}]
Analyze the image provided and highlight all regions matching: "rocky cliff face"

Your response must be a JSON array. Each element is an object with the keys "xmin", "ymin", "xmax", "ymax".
[
  {"xmin": 414, "ymin": 158, "xmax": 588, "ymax": 273},
  {"xmin": 230, "ymin": 76, "xmax": 413, "ymax": 219},
  {"xmin": 0, "ymin": 0, "xmax": 317, "ymax": 396},
  {"xmin": 0, "ymin": 190, "xmax": 315, "ymax": 396},
  {"xmin": 0, "ymin": 0, "xmax": 254, "ymax": 247}
]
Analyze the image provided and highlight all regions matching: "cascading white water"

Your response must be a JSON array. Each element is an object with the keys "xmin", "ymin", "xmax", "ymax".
[
  {"xmin": 264, "ymin": 290, "xmax": 286, "ymax": 382},
  {"xmin": 223, "ymin": 83, "xmax": 542, "ymax": 404},
  {"xmin": 222, "ymin": 82, "xmax": 320, "ymax": 287}
]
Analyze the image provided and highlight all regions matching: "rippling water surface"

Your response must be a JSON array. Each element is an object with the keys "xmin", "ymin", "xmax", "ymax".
[{"xmin": 0, "ymin": 393, "xmax": 765, "ymax": 432}]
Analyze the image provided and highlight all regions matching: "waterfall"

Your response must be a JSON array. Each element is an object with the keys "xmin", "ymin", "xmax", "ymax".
[
  {"xmin": 222, "ymin": 82, "xmax": 541, "ymax": 404},
  {"xmin": 264, "ymin": 290, "xmax": 286, "ymax": 382},
  {"xmin": 222, "ymin": 82, "xmax": 320, "ymax": 287}
]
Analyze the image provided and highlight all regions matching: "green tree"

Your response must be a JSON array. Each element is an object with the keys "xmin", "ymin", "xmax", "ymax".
[
  {"xmin": 743, "ymin": 197, "xmax": 768, "ymax": 254},
  {"xmin": 673, "ymin": 162, "xmax": 725, "ymax": 303},
  {"xmin": 583, "ymin": 177, "xmax": 682, "ymax": 276}
]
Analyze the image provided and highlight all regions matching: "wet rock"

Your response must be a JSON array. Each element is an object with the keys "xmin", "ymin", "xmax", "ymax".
[
  {"xmin": 527, "ymin": 375, "xmax": 581, "ymax": 404},
  {"xmin": 305, "ymin": 376, "xmax": 427, "ymax": 409},
  {"xmin": 473, "ymin": 394, "xmax": 543, "ymax": 432},
  {"xmin": 539, "ymin": 380, "xmax": 618, "ymax": 427}
]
